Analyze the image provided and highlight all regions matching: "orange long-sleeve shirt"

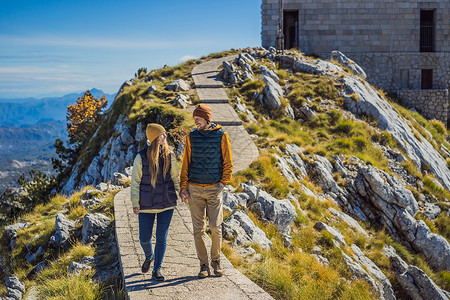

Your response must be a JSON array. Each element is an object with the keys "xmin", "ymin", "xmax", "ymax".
[{"xmin": 180, "ymin": 124, "xmax": 233, "ymax": 190}]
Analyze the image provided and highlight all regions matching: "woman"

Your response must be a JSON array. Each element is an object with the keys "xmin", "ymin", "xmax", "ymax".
[{"xmin": 130, "ymin": 123, "xmax": 179, "ymax": 281}]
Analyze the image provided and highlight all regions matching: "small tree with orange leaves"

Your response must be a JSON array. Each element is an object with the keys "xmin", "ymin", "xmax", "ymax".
[{"xmin": 66, "ymin": 90, "xmax": 107, "ymax": 144}]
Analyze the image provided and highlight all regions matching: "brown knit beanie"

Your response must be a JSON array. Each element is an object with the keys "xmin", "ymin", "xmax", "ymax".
[
  {"xmin": 146, "ymin": 123, "xmax": 165, "ymax": 143},
  {"xmin": 193, "ymin": 104, "xmax": 211, "ymax": 122}
]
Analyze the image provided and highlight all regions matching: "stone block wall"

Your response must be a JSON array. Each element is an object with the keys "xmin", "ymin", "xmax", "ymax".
[
  {"xmin": 262, "ymin": 0, "xmax": 450, "ymax": 53},
  {"xmin": 397, "ymin": 89, "xmax": 449, "ymax": 125}
]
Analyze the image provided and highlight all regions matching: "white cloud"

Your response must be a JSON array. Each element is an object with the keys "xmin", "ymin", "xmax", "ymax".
[
  {"xmin": 0, "ymin": 34, "xmax": 211, "ymax": 50},
  {"xmin": 178, "ymin": 55, "xmax": 197, "ymax": 62}
]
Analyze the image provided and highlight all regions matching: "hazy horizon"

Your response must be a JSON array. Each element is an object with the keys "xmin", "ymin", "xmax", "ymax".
[{"xmin": 0, "ymin": 0, "xmax": 261, "ymax": 99}]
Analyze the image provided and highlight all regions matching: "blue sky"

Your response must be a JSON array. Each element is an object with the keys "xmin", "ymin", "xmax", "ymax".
[{"xmin": 0, "ymin": 0, "xmax": 261, "ymax": 98}]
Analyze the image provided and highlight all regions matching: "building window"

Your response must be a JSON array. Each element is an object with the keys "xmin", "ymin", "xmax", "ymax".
[
  {"xmin": 421, "ymin": 69, "xmax": 433, "ymax": 89},
  {"xmin": 420, "ymin": 10, "xmax": 435, "ymax": 52}
]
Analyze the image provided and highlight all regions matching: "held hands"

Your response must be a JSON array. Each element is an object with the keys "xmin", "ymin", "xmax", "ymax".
[
  {"xmin": 179, "ymin": 189, "xmax": 189, "ymax": 202},
  {"xmin": 133, "ymin": 207, "xmax": 139, "ymax": 215}
]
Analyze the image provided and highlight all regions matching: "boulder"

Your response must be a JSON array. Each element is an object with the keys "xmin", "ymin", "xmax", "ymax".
[
  {"xmin": 423, "ymin": 202, "xmax": 441, "ymax": 220},
  {"xmin": 262, "ymin": 76, "xmax": 283, "ymax": 109},
  {"xmin": 284, "ymin": 144, "xmax": 308, "ymax": 179},
  {"xmin": 6, "ymin": 287, "xmax": 22, "ymax": 300},
  {"xmin": 111, "ymin": 172, "xmax": 129, "ymax": 186},
  {"xmin": 309, "ymin": 155, "xmax": 342, "ymax": 195},
  {"xmin": 259, "ymin": 65, "xmax": 279, "ymax": 83},
  {"xmin": 247, "ymin": 188, "xmax": 297, "ymax": 245},
  {"xmin": 135, "ymin": 122, "xmax": 146, "ymax": 142},
  {"xmin": 384, "ymin": 245, "xmax": 448, "ymax": 300},
  {"xmin": 222, "ymin": 192, "xmax": 250, "ymax": 211},
  {"xmin": 293, "ymin": 59, "xmax": 343, "ymax": 76},
  {"xmin": 174, "ymin": 94, "xmax": 190, "ymax": 109},
  {"xmin": 298, "ymin": 106, "xmax": 316, "ymax": 121},
  {"xmin": 81, "ymin": 213, "xmax": 112, "ymax": 243},
  {"xmin": 68, "ymin": 261, "xmax": 92, "ymax": 275},
  {"xmin": 165, "ymin": 79, "xmax": 190, "ymax": 91},
  {"xmin": 273, "ymin": 153, "xmax": 298, "ymax": 183},
  {"xmin": 48, "ymin": 213, "xmax": 75, "ymax": 248},
  {"xmin": 5, "ymin": 223, "xmax": 29, "ymax": 238},
  {"xmin": 331, "ymin": 50, "xmax": 367, "ymax": 78},
  {"xmin": 25, "ymin": 246, "xmax": 44, "ymax": 264},
  {"xmin": 146, "ymin": 85, "xmax": 157, "ymax": 94},
  {"xmin": 222, "ymin": 210, "xmax": 272, "ymax": 249},
  {"xmin": 5, "ymin": 276, "xmax": 25, "ymax": 293}
]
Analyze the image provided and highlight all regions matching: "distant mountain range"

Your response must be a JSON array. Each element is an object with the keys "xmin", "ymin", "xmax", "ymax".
[
  {"xmin": 0, "ymin": 89, "xmax": 116, "ymax": 193},
  {"xmin": 0, "ymin": 88, "xmax": 116, "ymax": 127}
]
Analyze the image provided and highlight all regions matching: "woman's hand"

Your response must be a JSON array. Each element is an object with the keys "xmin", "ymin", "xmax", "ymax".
[
  {"xmin": 133, "ymin": 207, "xmax": 140, "ymax": 215},
  {"xmin": 180, "ymin": 189, "xmax": 189, "ymax": 202}
]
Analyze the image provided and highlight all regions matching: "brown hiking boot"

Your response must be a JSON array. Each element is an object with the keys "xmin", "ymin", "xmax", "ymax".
[
  {"xmin": 198, "ymin": 264, "xmax": 210, "ymax": 278},
  {"xmin": 211, "ymin": 259, "xmax": 224, "ymax": 276}
]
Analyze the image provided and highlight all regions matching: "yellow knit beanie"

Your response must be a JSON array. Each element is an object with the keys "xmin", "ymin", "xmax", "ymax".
[{"xmin": 146, "ymin": 123, "xmax": 165, "ymax": 143}]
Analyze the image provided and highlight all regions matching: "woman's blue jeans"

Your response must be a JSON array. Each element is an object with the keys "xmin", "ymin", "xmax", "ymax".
[{"xmin": 138, "ymin": 209, "xmax": 174, "ymax": 271}]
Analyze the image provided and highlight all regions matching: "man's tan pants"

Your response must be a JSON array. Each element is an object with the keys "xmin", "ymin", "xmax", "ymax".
[{"xmin": 188, "ymin": 183, "xmax": 223, "ymax": 266}]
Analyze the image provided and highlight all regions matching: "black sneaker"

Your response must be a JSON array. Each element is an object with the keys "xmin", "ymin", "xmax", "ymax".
[
  {"xmin": 141, "ymin": 257, "xmax": 153, "ymax": 273},
  {"xmin": 152, "ymin": 269, "xmax": 165, "ymax": 281}
]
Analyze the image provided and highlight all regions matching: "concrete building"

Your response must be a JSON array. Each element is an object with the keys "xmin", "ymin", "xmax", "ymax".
[{"xmin": 261, "ymin": 0, "xmax": 450, "ymax": 125}]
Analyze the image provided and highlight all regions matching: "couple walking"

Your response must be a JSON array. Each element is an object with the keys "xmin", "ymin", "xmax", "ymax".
[{"xmin": 130, "ymin": 104, "xmax": 233, "ymax": 281}]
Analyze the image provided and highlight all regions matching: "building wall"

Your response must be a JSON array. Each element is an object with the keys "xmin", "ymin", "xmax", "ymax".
[
  {"xmin": 398, "ymin": 89, "xmax": 449, "ymax": 124},
  {"xmin": 261, "ymin": 0, "xmax": 450, "ymax": 124}
]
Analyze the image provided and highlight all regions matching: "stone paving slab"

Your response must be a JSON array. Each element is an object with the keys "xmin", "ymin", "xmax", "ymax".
[{"xmin": 114, "ymin": 188, "xmax": 273, "ymax": 300}]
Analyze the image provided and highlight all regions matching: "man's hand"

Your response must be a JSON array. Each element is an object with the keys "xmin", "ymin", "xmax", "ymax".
[
  {"xmin": 180, "ymin": 189, "xmax": 189, "ymax": 202},
  {"xmin": 133, "ymin": 207, "xmax": 139, "ymax": 215}
]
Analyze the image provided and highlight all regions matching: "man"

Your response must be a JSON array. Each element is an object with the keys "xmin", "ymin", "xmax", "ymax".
[{"xmin": 180, "ymin": 104, "xmax": 233, "ymax": 278}]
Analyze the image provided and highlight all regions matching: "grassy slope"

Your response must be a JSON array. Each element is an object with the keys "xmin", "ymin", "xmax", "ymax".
[{"xmin": 222, "ymin": 50, "xmax": 450, "ymax": 299}]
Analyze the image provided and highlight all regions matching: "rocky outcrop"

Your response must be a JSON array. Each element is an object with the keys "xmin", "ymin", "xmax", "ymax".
[
  {"xmin": 383, "ymin": 245, "xmax": 449, "ymax": 300},
  {"xmin": 343, "ymin": 75, "xmax": 450, "ymax": 190},
  {"xmin": 5, "ymin": 223, "xmax": 29, "ymax": 250},
  {"xmin": 241, "ymin": 183, "xmax": 297, "ymax": 246},
  {"xmin": 165, "ymin": 79, "xmax": 190, "ymax": 91},
  {"xmin": 354, "ymin": 165, "xmax": 450, "ymax": 271},
  {"xmin": 259, "ymin": 65, "xmax": 279, "ymax": 83},
  {"xmin": 328, "ymin": 207, "xmax": 368, "ymax": 237},
  {"xmin": 174, "ymin": 94, "xmax": 190, "ymax": 109},
  {"xmin": 234, "ymin": 97, "xmax": 256, "ymax": 122},
  {"xmin": 262, "ymin": 76, "xmax": 283, "ymax": 109},
  {"xmin": 331, "ymin": 51, "xmax": 367, "ymax": 79},
  {"xmin": 293, "ymin": 59, "xmax": 343, "ymax": 76},
  {"xmin": 81, "ymin": 213, "xmax": 112, "ymax": 244},
  {"xmin": 5, "ymin": 276, "xmax": 25, "ymax": 300},
  {"xmin": 222, "ymin": 192, "xmax": 250, "ymax": 212},
  {"xmin": 61, "ymin": 115, "xmax": 136, "ymax": 194},
  {"xmin": 342, "ymin": 245, "xmax": 395, "ymax": 300},
  {"xmin": 48, "ymin": 213, "xmax": 75, "ymax": 248},
  {"xmin": 222, "ymin": 210, "xmax": 272, "ymax": 249}
]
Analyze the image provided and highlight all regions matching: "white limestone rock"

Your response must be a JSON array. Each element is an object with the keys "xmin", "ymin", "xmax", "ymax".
[
  {"xmin": 343, "ymin": 75, "xmax": 450, "ymax": 190},
  {"xmin": 331, "ymin": 50, "xmax": 367, "ymax": 78},
  {"xmin": 262, "ymin": 75, "xmax": 283, "ymax": 109},
  {"xmin": 222, "ymin": 210, "xmax": 272, "ymax": 249}
]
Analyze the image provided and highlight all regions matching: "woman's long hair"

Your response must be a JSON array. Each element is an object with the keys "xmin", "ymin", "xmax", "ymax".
[{"xmin": 146, "ymin": 137, "xmax": 170, "ymax": 188}]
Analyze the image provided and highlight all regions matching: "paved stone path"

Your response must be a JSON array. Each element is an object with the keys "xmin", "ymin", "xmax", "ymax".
[
  {"xmin": 114, "ymin": 56, "xmax": 270, "ymax": 299},
  {"xmin": 191, "ymin": 55, "xmax": 259, "ymax": 171}
]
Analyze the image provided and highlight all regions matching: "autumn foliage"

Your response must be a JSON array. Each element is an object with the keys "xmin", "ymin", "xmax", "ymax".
[{"xmin": 67, "ymin": 91, "xmax": 107, "ymax": 143}]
